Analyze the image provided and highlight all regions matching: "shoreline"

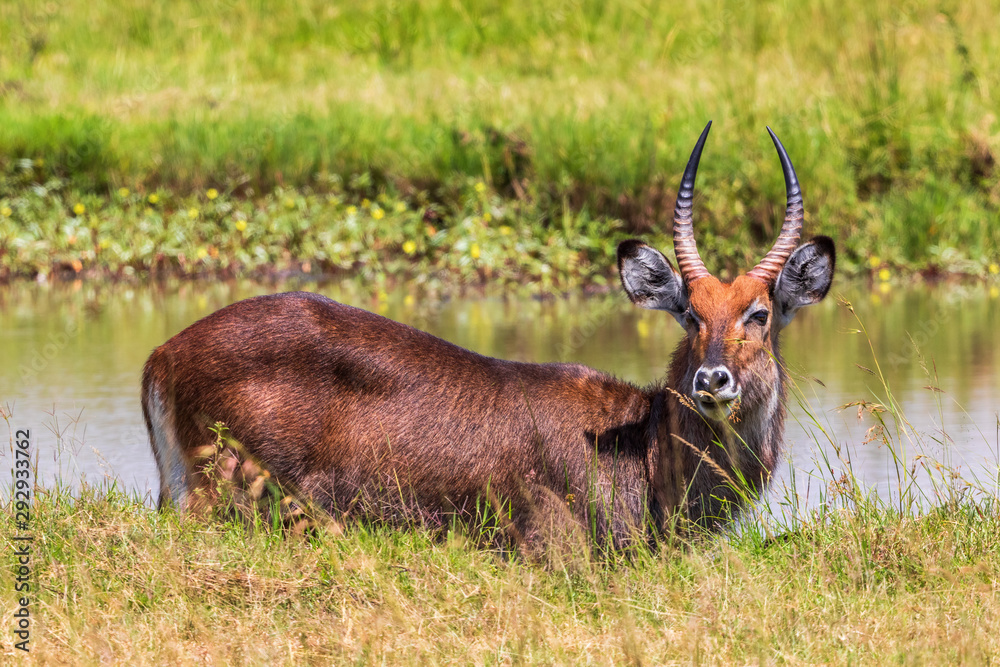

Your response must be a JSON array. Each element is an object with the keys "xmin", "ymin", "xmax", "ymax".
[
  {"xmin": 5, "ymin": 263, "xmax": 999, "ymax": 293},
  {"xmin": 2, "ymin": 183, "xmax": 997, "ymax": 291},
  {"xmin": 3, "ymin": 250, "xmax": 997, "ymax": 290}
]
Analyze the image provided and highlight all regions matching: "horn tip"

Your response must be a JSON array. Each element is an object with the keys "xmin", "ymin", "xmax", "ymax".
[{"xmin": 766, "ymin": 126, "xmax": 783, "ymax": 150}]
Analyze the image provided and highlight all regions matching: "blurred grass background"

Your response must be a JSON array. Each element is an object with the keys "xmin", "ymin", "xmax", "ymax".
[{"xmin": 1, "ymin": 0, "xmax": 999, "ymax": 279}]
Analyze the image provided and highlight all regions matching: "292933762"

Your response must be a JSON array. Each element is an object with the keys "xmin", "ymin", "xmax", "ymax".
[{"xmin": 12, "ymin": 428, "xmax": 34, "ymax": 653}]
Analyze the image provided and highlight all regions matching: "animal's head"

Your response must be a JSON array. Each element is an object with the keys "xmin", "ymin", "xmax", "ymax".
[{"xmin": 618, "ymin": 122, "xmax": 835, "ymax": 422}]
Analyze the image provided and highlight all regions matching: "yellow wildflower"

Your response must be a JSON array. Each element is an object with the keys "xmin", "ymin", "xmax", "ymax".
[
  {"xmin": 1, "ymin": 206, "xmax": 11, "ymax": 217},
  {"xmin": 402, "ymin": 240, "xmax": 417, "ymax": 255},
  {"xmin": 878, "ymin": 268, "xmax": 890, "ymax": 281},
  {"xmin": 372, "ymin": 207, "xmax": 385, "ymax": 220},
  {"xmin": 99, "ymin": 239, "xmax": 110, "ymax": 250},
  {"xmin": 404, "ymin": 294, "xmax": 415, "ymax": 307},
  {"xmin": 868, "ymin": 256, "xmax": 880, "ymax": 269},
  {"xmin": 207, "ymin": 188, "xmax": 219, "ymax": 200},
  {"xmin": 188, "ymin": 208, "xmax": 199, "ymax": 219},
  {"xmin": 989, "ymin": 263, "xmax": 999, "ymax": 275},
  {"xmin": 346, "ymin": 205, "xmax": 358, "ymax": 216},
  {"xmin": 361, "ymin": 198, "xmax": 371, "ymax": 209},
  {"xmin": 990, "ymin": 286, "xmax": 1000, "ymax": 299},
  {"xmin": 235, "ymin": 219, "xmax": 248, "ymax": 232},
  {"xmin": 118, "ymin": 187, "xmax": 130, "ymax": 198},
  {"xmin": 284, "ymin": 198, "xmax": 295, "ymax": 210},
  {"xmin": 483, "ymin": 212, "xmax": 492, "ymax": 222},
  {"xmin": 73, "ymin": 203, "xmax": 86, "ymax": 215},
  {"xmin": 196, "ymin": 247, "xmax": 208, "ymax": 260},
  {"xmin": 879, "ymin": 282, "xmax": 891, "ymax": 294},
  {"xmin": 499, "ymin": 225, "xmax": 512, "ymax": 236},
  {"xmin": 148, "ymin": 194, "xmax": 159, "ymax": 204},
  {"xmin": 395, "ymin": 201, "xmax": 407, "ymax": 213},
  {"xmin": 470, "ymin": 243, "xmax": 481, "ymax": 259},
  {"xmin": 474, "ymin": 181, "xmax": 486, "ymax": 194}
]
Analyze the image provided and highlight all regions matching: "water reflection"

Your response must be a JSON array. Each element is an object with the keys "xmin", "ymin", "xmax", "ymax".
[{"xmin": 1, "ymin": 280, "xmax": 997, "ymax": 515}]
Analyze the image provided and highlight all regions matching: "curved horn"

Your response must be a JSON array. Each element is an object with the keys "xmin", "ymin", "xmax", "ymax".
[
  {"xmin": 746, "ymin": 127, "xmax": 804, "ymax": 284},
  {"xmin": 673, "ymin": 121, "xmax": 713, "ymax": 283}
]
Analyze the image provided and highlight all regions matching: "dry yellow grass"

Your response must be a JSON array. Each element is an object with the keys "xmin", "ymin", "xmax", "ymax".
[{"xmin": 3, "ymin": 482, "xmax": 999, "ymax": 665}]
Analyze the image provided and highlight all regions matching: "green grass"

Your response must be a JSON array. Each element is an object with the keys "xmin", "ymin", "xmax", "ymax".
[
  {"xmin": 2, "ymin": 0, "xmax": 999, "ymax": 284},
  {"xmin": 2, "ymin": 484, "xmax": 999, "ymax": 664}
]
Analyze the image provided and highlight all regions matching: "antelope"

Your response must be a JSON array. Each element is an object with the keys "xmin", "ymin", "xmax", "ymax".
[{"xmin": 141, "ymin": 122, "xmax": 835, "ymax": 546}]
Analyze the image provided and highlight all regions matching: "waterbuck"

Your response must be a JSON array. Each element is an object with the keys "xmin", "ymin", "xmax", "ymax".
[{"xmin": 141, "ymin": 122, "xmax": 835, "ymax": 546}]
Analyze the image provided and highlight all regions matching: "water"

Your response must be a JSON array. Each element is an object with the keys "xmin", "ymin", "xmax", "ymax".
[{"xmin": 2, "ymin": 279, "xmax": 998, "ymax": 517}]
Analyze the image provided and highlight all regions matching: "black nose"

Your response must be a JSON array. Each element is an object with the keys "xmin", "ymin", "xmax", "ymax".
[{"xmin": 695, "ymin": 368, "xmax": 731, "ymax": 394}]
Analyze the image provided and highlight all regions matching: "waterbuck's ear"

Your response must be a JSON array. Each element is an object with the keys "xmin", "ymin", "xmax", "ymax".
[
  {"xmin": 617, "ymin": 240, "xmax": 688, "ymax": 320},
  {"xmin": 774, "ymin": 235, "xmax": 836, "ymax": 328}
]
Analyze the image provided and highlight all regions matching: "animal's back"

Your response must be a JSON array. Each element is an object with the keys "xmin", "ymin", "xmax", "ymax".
[{"xmin": 142, "ymin": 292, "xmax": 654, "ymax": 531}]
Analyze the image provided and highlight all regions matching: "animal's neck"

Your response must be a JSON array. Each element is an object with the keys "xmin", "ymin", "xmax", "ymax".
[{"xmin": 652, "ymin": 344, "xmax": 787, "ymax": 529}]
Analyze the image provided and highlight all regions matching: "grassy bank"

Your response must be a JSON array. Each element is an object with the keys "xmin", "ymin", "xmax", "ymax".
[
  {"xmin": 0, "ymin": 179, "xmax": 627, "ymax": 291},
  {"xmin": 4, "ymin": 478, "xmax": 999, "ymax": 663},
  {"xmin": 2, "ymin": 1, "xmax": 1000, "ymax": 284},
  {"xmin": 1, "ymin": 179, "xmax": 999, "ymax": 290}
]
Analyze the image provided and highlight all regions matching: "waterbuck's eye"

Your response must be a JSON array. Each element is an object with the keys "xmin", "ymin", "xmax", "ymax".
[{"xmin": 749, "ymin": 309, "xmax": 769, "ymax": 326}]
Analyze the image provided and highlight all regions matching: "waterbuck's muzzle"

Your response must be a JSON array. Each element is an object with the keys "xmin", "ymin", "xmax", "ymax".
[{"xmin": 693, "ymin": 365, "xmax": 740, "ymax": 418}]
